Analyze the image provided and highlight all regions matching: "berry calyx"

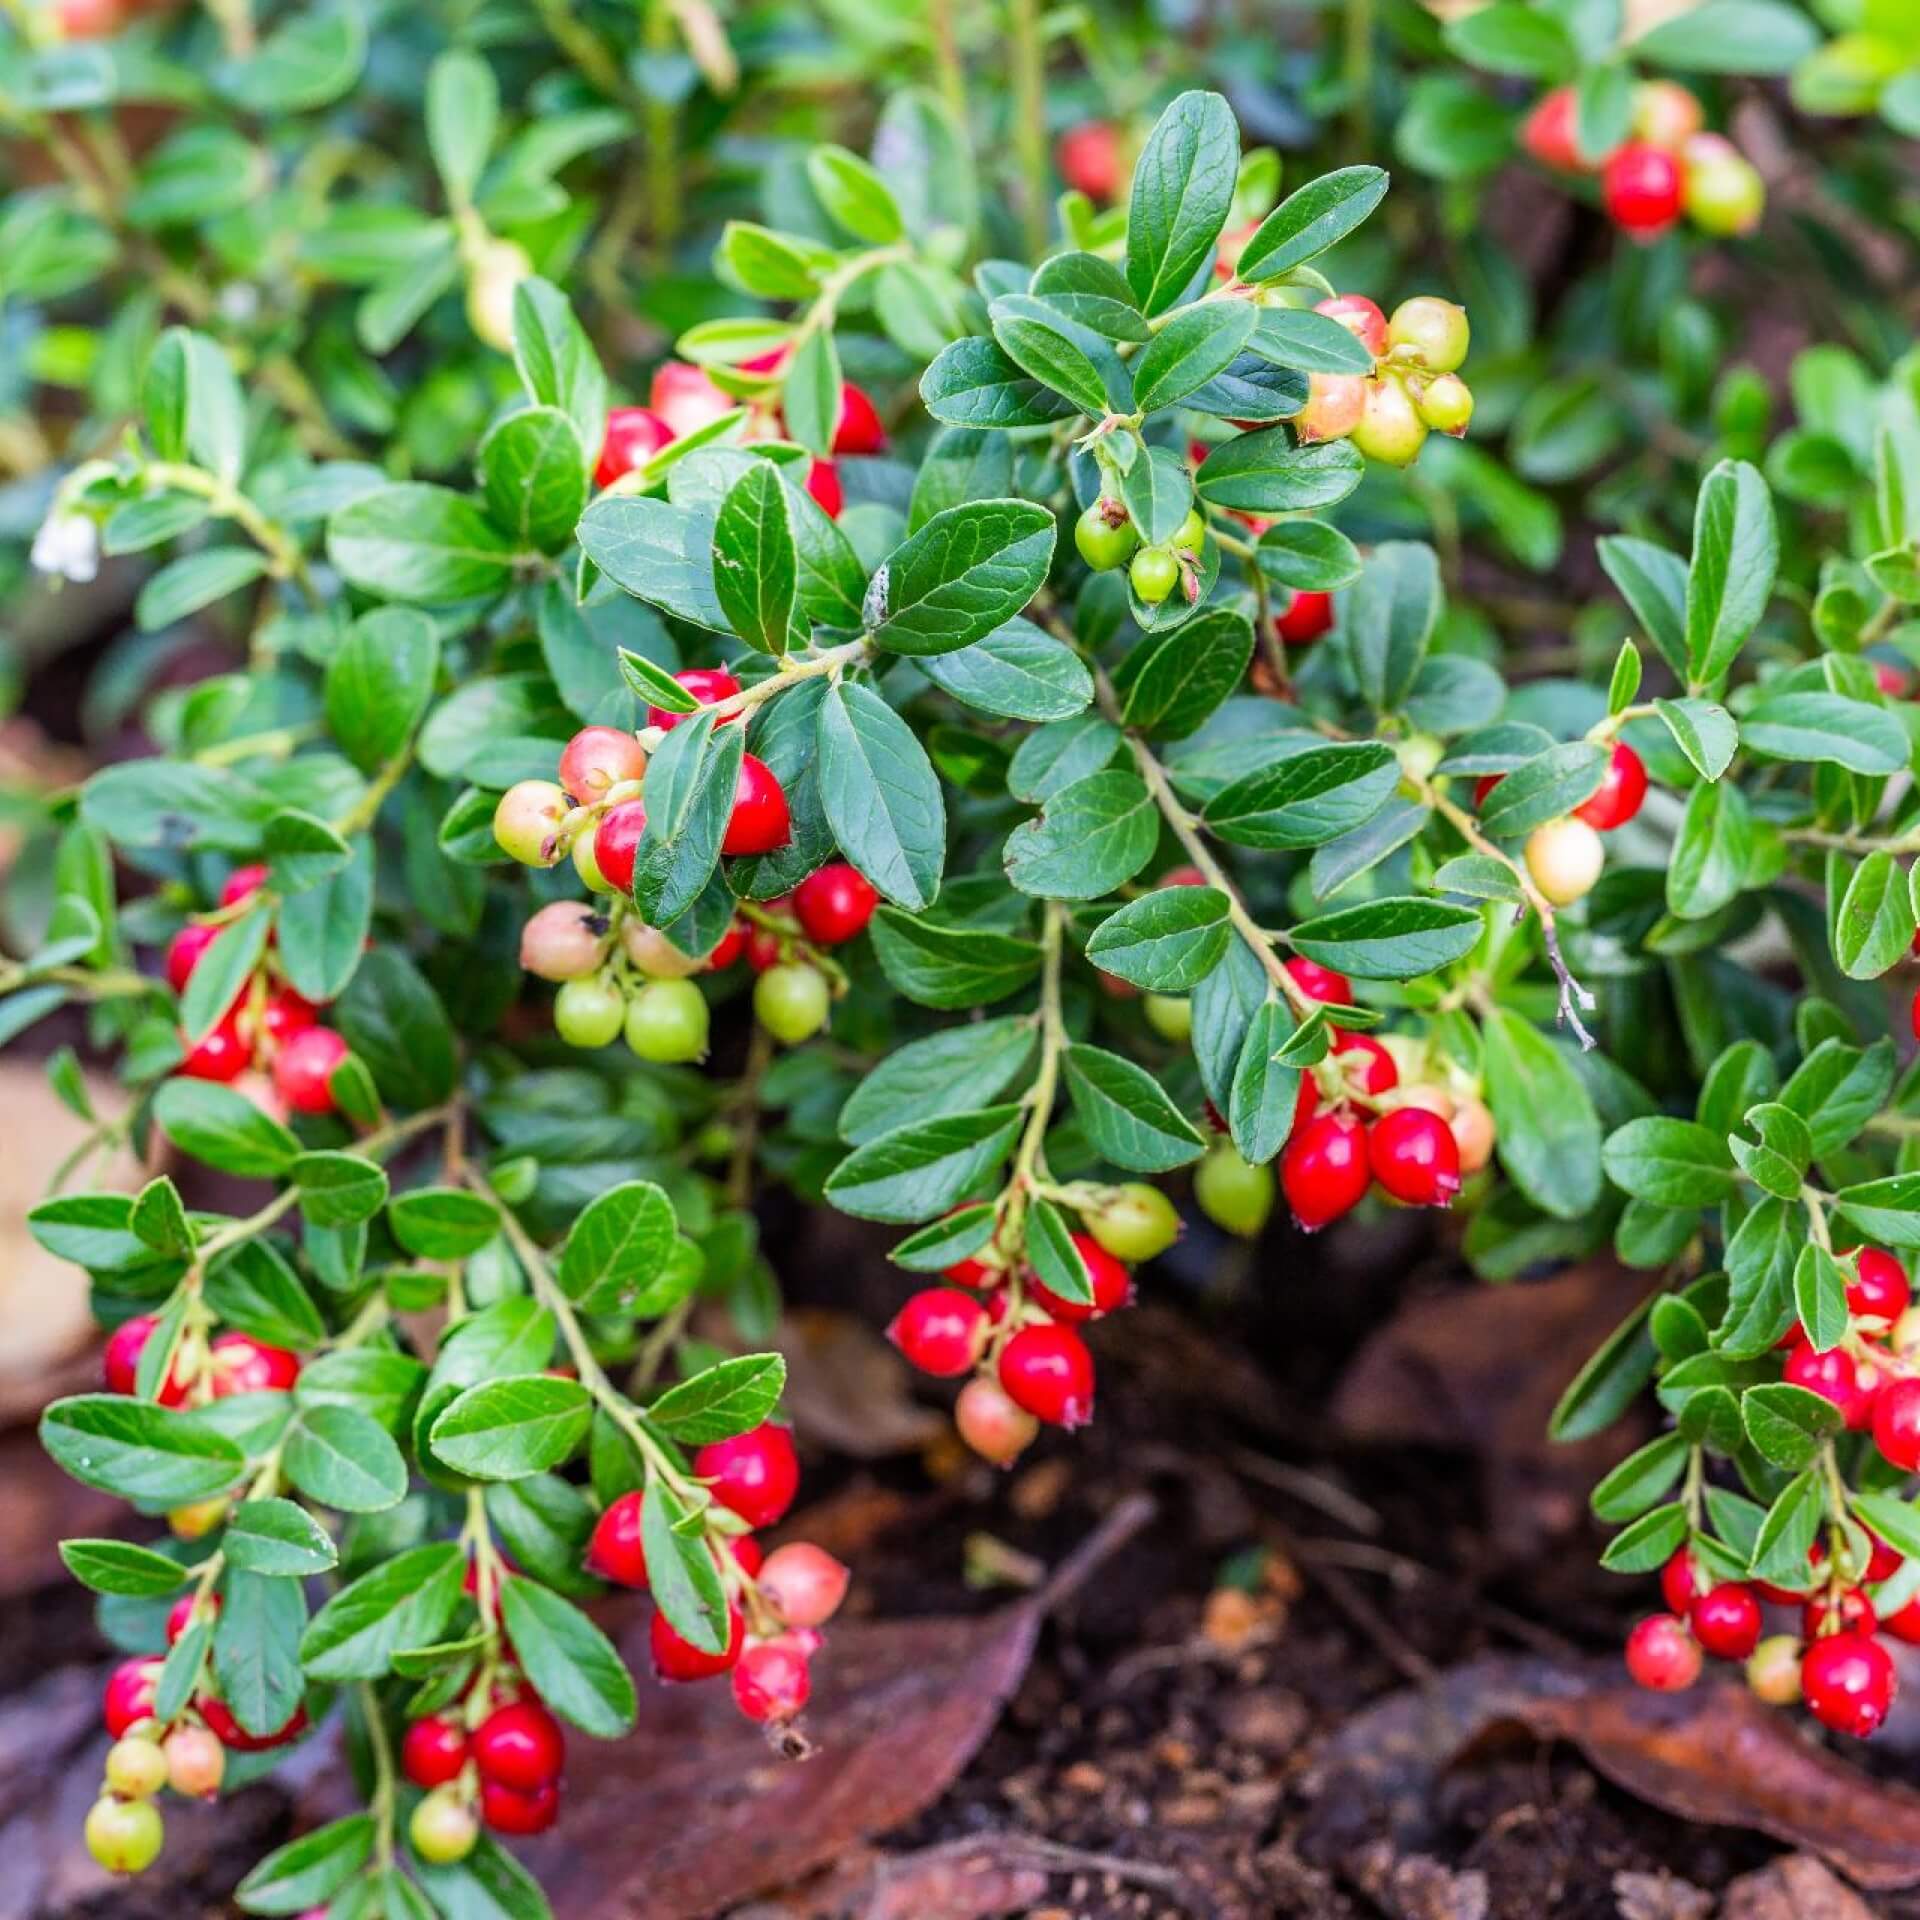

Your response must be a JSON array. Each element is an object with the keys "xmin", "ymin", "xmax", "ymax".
[
  {"xmin": 650, "ymin": 666, "xmax": 742, "ymax": 732},
  {"xmin": 480, "ymin": 1778, "xmax": 559, "ymax": 1836},
  {"xmin": 1027, "ymin": 1232, "xmax": 1133, "ymax": 1322},
  {"xmin": 1603, "ymin": 142, "xmax": 1684, "ymax": 237},
  {"xmin": 85, "ymin": 1795, "xmax": 164, "ymax": 1876},
  {"xmin": 103, "ymin": 1658, "xmax": 163, "ymax": 1738},
  {"xmin": 272, "ymin": 1026, "xmax": 349, "ymax": 1116},
  {"xmin": 1313, "ymin": 293, "xmax": 1388, "ymax": 357},
  {"xmin": 1084, "ymin": 1183, "xmax": 1181, "ymax": 1262},
  {"xmin": 1689, "ymin": 1582, "xmax": 1761, "ymax": 1660},
  {"xmin": 592, "ymin": 798, "xmax": 650, "ymax": 895},
  {"xmin": 1074, "ymin": 502, "xmax": 1138, "ymax": 571},
  {"xmin": 1624, "ymin": 1614, "xmax": 1701, "ymax": 1691},
  {"xmin": 1130, "ymin": 545, "xmax": 1179, "ymax": 606},
  {"xmin": 793, "ymin": 863, "xmax": 878, "ymax": 945},
  {"xmin": 954, "ymin": 1375, "xmax": 1040, "ymax": 1465},
  {"xmin": 164, "ymin": 922, "xmax": 219, "ymax": 992},
  {"xmin": 1387, "ymin": 296, "xmax": 1469, "ymax": 373},
  {"xmin": 409, "ymin": 1785, "xmax": 480, "ymax": 1865},
  {"xmin": 557, "ymin": 725, "xmax": 648, "ymax": 804},
  {"xmin": 493, "ymin": 780, "xmax": 569, "ymax": 868},
  {"xmin": 594, "ymin": 406, "xmax": 674, "ymax": 488},
  {"xmin": 625, "ymin": 978, "xmax": 710, "ymax": 1064},
  {"xmin": 554, "ymin": 977, "xmax": 625, "ymax": 1049},
  {"xmin": 758, "ymin": 1543, "xmax": 850, "ymax": 1628},
  {"xmin": 1281, "ymin": 1110, "xmax": 1370, "ymax": 1232},
  {"xmin": 520, "ymin": 902, "xmax": 609, "ymax": 982},
  {"xmin": 998, "ymin": 1322, "xmax": 1096, "ymax": 1428},
  {"xmin": 1873, "ymin": 1375, "xmax": 1920, "ymax": 1470},
  {"xmin": 1524, "ymin": 817, "xmax": 1605, "ymax": 906},
  {"xmin": 104, "ymin": 1734, "xmax": 169, "ymax": 1799},
  {"xmin": 1194, "ymin": 1144, "xmax": 1276, "ymax": 1238},
  {"xmin": 401, "ymin": 1714, "xmax": 470, "ymax": 1791},
  {"xmin": 162, "ymin": 1725, "xmax": 225, "ymax": 1799},
  {"xmin": 731, "ymin": 1640, "xmax": 811, "ymax": 1722},
  {"xmin": 471, "ymin": 1697, "xmax": 565, "ymax": 1792},
  {"xmin": 723, "ymin": 755, "xmax": 792, "ymax": 857},
  {"xmin": 651, "ymin": 1599, "xmax": 745, "ymax": 1680},
  {"xmin": 1275, "ymin": 590, "xmax": 1334, "ymax": 646},
  {"xmin": 1574, "ymin": 741, "xmax": 1648, "ymax": 831},
  {"xmin": 1801, "ymin": 1632, "xmax": 1896, "ymax": 1738},
  {"xmin": 887, "ymin": 1287, "xmax": 991, "ymax": 1376},
  {"xmin": 695, "ymin": 1423, "xmax": 800, "ymax": 1529},
  {"xmin": 1368, "ymin": 1106, "xmax": 1463, "ymax": 1209},
  {"xmin": 754, "ymin": 962, "xmax": 831, "ymax": 1046},
  {"xmin": 585, "ymin": 1491, "xmax": 649, "ymax": 1587}
]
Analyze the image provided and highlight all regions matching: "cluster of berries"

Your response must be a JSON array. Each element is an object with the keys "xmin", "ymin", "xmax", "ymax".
[
  {"xmin": 1523, "ymin": 80, "xmax": 1765, "ymax": 240},
  {"xmin": 1073, "ymin": 502, "xmax": 1209, "ymax": 607},
  {"xmin": 164, "ymin": 867, "xmax": 350, "ymax": 1115},
  {"xmin": 1480, "ymin": 738, "xmax": 1649, "ymax": 908},
  {"xmin": 496, "ymin": 699, "xmax": 876, "ymax": 1058},
  {"xmin": 1287, "ymin": 293, "xmax": 1474, "ymax": 469},
  {"xmin": 400, "ymin": 1661, "xmax": 571, "ymax": 1858},
  {"xmin": 1627, "ymin": 1249, "xmax": 1920, "ymax": 1738},
  {"xmin": 582, "ymin": 1423, "xmax": 844, "ymax": 1726},
  {"xmin": 593, "ymin": 352, "xmax": 883, "ymax": 513}
]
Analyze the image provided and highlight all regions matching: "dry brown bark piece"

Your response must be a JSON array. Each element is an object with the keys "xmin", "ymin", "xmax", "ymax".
[{"xmin": 1718, "ymin": 1853, "xmax": 1877, "ymax": 1920}]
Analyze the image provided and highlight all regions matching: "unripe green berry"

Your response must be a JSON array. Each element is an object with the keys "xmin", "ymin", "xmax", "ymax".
[
  {"xmin": 624, "ymin": 978, "xmax": 710, "ymax": 1063},
  {"xmin": 409, "ymin": 1784, "xmax": 479, "ymax": 1866},
  {"xmin": 1144, "ymin": 993, "xmax": 1192, "ymax": 1043},
  {"xmin": 1074, "ymin": 503, "xmax": 1137, "ymax": 571},
  {"xmin": 1130, "ymin": 545, "xmax": 1179, "ymax": 605},
  {"xmin": 1173, "ymin": 508, "xmax": 1205, "ymax": 552},
  {"xmin": 572, "ymin": 829, "xmax": 613, "ymax": 893},
  {"xmin": 1413, "ymin": 373, "xmax": 1473, "ymax": 437},
  {"xmin": 554, "ymin": 977, "xmax": 625, "ymax": 1049},
  {"xmin": 1747, "ymin": 1633, "xmax": 1802, "ymax": 1705},
  {"xmin": 1396, "ymin": 732, "xmax": 1445, "ymax": 782},
  {"xmin": 1085, "ymin": 1182, "xmax": 1182, "ymax": 1262},
  {"xmin": 1682, "ymin": 134, "xmax": 1764, "ymax": 236},
  {"xmin": 493, "ymin": 780, "xmax": 569, "ymax": 868},
  {"xmin": 1194, "ymin": 1144, "xmax": 1275, "ymax": 1238},
  {"xmin": 1524, "ymin": 816, "xmax": 1605, "ymax": 906},
  {"xmin": 85, "ymin": 1796, "xmax": 164, "ymax": 1876},
  {"xmin": 755, "ymin": 962, "xmax": 832, "ymax": 1046},
  {"xmin": 1386, "ymin": 296, "xmax": 1470, "ymax": 373},
  {"xmin": 465, "ymin": 238, "xmax": 532, "ymax": 354},
  {"xmin": 104, "ymin": 1736, "xmax": 168, "ymax": 1800},
  {"xmin": 1349, "ymin": 375, "xmax": 1429, "ymax": 468}
]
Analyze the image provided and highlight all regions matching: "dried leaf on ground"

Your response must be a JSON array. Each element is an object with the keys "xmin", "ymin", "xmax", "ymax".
[
  {"xmin": 1612, "ymin": 1867, "xmax": 1713, "ymax": 1920},
  {"xmin": 1718, "ymin": 1854, "xmax": 1876, "ymax": 1920}
]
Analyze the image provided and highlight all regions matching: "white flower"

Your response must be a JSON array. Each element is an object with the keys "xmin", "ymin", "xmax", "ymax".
[{"xmin": 30, "ymin": 508, "xmax": 99, "ymax": 584}]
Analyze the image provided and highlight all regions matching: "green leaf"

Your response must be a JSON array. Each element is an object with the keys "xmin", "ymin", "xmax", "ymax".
[
  {"xmin": 920, "ymin": 336, "xmax": 1078, "ymax": 429},
  {"xmin": 1794, "ymin": 1243, "xmax": 1851, "ymax": 1353},
  {"xmin": 327, "ymin": 484, "xmax": 515, "ymax": 604},
  {"xmin": 869, "ymin": 910, "xmax": 1042, "ymax": 1009},
  {"xmin": 1228, "ymin": 998, "xmax": 1300, "ymax": 1165},
  {"xmin": 431, "ymin": 1376, "xmax": 594, "ymax": 1479},
  {"xmin": 414, "ymin": 1837, "xmax": 555, "ymax": 1920},
  {"xmin": 205, "ymin": 1238, "xmax": 327, "ymax": 1351},
  {"xmin": 1742, "ymin": 1381, "xmax": 1843, "ymax": 1470},
  {"xmin": 1654, "ymin": 697, "xmax": 1738, "ymax": 780},
  {"xmin": 235, "ymin": 1815, "xmax": 375, "ymax": 1915},
  {"xmin": 334, "ymin": 947, "xmax": 457, "ymax": 1108},
  {"xmin": 1636, "ymin": 0, "xmax": 1820, "ymax": 71},
  {"xmin": 919, "ymin": 620, "xmax": 1093, "ymax": 723},
  {"xmin": 807, "ymin": 143, "xmax": 904, "ymax": 243},
  {"xmin": 1196, "ymin": 431, "xmax": 1365, "ymax": 514},
  {"xmin": 1747, "ymin": 1467, "xmax": 1823, "ymax": 1589},
  {"xmin": 1550, "ymin": 1296, "xmax": 1657, "ymax": 1439},
  {"xmin": 1601, "ymin": 1117, "xmax": 1735, "ymax": 1208},
  {"xmin": 279, "ymin": 840, "xmax": 374, "ymax": 1004},
  {"xmin": 223, "ymin": 1498, "xmax": 339, "ymax": 1576},
  {"xmin": 870, "ymin": 500, "xmax": 1056, "ymax": 657},
  {"xmin": 478, "ymin": 405, "xmax": 589, "ymax": 556},
  {"xmin": 212, "ymin": 1567, "xmax": 307, "ymax": 1736},
  {"xmin": 1781, "ymin": 1037, "xmax": 1896, "ymax": 1157},
  {"xmin": 136, "ymin": 547, "xmax": 270, "ymax": 632},
  {"xmin": 1005, "ymin": 768, "xmax": 1158, "ymax": 900},
  {"xmin": 143, "ymin": 327, "xmax": 245, "ymax": 481},
  {"xmin": 1246, "ymin": 307, "xmax": 1379, "ymax": 374},
  {"xmin": 1130, "ymin": 303, "xmax": 1257, "ymax": 413},
  {"xmin": 639, "ymin": 1481, "xmax": 730, "ymax": 1656},
  {"xmin": 389, "ymin": 1188, "xmax": 501, "ymax": 1261},
  {"xmin": 1253, "ymin": 520, "xmax": 1363, "ymax": 594},
  {"xmin": 1477, "ymin": 743, "xmax": 1608, "ymax": 838},
  {"xmin": 1203, "ymin": 742, "xmax": 1399, "ymax": 850},
  {"xmin": 1085, "ymin": 887, "xmax": 1232, "ymax": 992},
  {"xmin": 559, "ymin": 1181, "xmax": 676, "ymax": 1313},
  {"xmin": 293, "ymin": 1151, "xmax": 391, "ymax": 1230},
  {"xmin": 712, "ymin": 460, "xmax": 798, "ymax": 655},
  {"xmin": 152, "ymin": 1077, "xmax": 299, "ymax": 1178},
  {"xmin": 1599, "ymin": 1502, "xmax": 1689, "ymax": 1573},
  {"xmin": 1598, "ymin": 534, "xmax": 1689, "ymax": 678},
  {"xmin": 130, "ymin": 1175, "xmax": 194, "ymax": 1258},
  {"xmin": 816, "ymin": 681, "xmax": 947, "ymax": 911},
  {"xmin": 631, "ymin": 710, "xmax": 744, "ymax": 926},
  {"xmin": 1590, "ymin": 1432, "xmax": 1688, "ymax": 1523},
  {"xmin": 1119, "ymin": 606, "xmax": 1255, "ymax": 740},
  {"xmin": 823, "ymin": 1105, "xmax": 1025, "ymax": 1221},
  {"xmin": 839, "ymin": 1018, "xmax": 1036, "ymax": 1146},
  {"xmin": 1345, "ymin": 542, "xmax": 1441, "ymax": 714},
  {"xmin": 1835, "ymin": 1173, "xmax": 1920, "ymax": 1251},
  {"xmin": 1684, "ymin": 459, "xmax": 1778, "ymax": 686},
  {"xmin": 1666, "ymin": 778, "xmax": 1752, "ymax": 920},
  {"xmin": 1062, "ymin": 1044, "xmax": 1207, "ymax": 1171},
  {"xmin": 1290, "ymin": 896, "xmax": 1486, "ymax": 979},
  {"xmin": 577, "ymin": 495, "xmax": 730, "ymax": 633},
  {"xmin": 59, "ymin": 1538, "xmax": 191, "ymax": 1596},
  {"xmin": 299, "ymin": 1542, "xmax": 465, "ymax": 1681},
  {"xmin": 285, "ymin": 1404, "xmax": 409, "ymax": 1512},
  {"xmin": 1834, "ymin": 850, "xmax": 1917, "ymax": 979},
  {"xmin": 40, "ymin": 1395, "xmax": 243, "ymax": 1503},
  {"xmin": 649, "ymin": 1354, "xmax": 787, "ymax": 1444},
  {"xmin": 28, "ymin": 1193, "xmax": 156, "ymax": 1273},
  {"xmin": 1482, "ymin": 1008, "xmax": 1602, "ymax": 1220},
  {"xmin": 1444, "ymin": 3, "xmax": 1577, "ymax": 77},
  {"xmin": 497, "ymin": 1574, "xmax": 637, "ymax": 1737},
  {"xmin": 1742, "ymin": 692, "xmax": 1910, "ymax": 773},
  {"xmin": 1027, "ymin": 252, "xmax": 1151, "ymax": 341},
  {"xmin": 511, "ymin": 276, "xmax": 609, "ymax": 458},
  {"xmin": 1236, "ymin": 164, "xmax": 1389, "ymax": 282},
  {"xmin": 988, "ymin": 296, "xmax": 1116, "ymax": 416},
  {"xmin": 1116, "ymin": 446, "xmax": 1195, "ymax": 546},
  {"xmin": 1125, "ymin": 90, "xmax": 1240, "ymax": 313}
]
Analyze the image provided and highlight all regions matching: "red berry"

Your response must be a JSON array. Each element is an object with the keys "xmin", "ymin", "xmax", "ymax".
[
  {"xmin": 694, "ymin": 1423, "xmax": 800, "ymax": 1529},
  {"xmin": 558, "ymin": 725, "xmax": 648, "ymax": 804},
  {"xmin": 1368, "ymin": 1106, "xmax": 1463, "ymax": 1209},
  {"xmin": 723, "ymin": 755, "xmax": 792, "ymax": 857},
  {"xmin": 649, "ymin": 666, "xmax": 741, "ymax": 733},
  {"xmin": 198, "ymin": 1694, "xmax": 309, "ymax": 1752},
  {"xmin": 165, "ymin": 1591, "xmax": 219, "ymax": 1643},
  {"xmin": 1850, "ymin": 1248, "xmax": 1910, "ymax": 1323},
  {"xmin": 592, "ymin": 799, "xmax": 650, "ymax": 895},
  {"xmin": 727, "ymin": 1535, "xmax": 763, "ymax": 1578},
  {"xmin": 401, "ymin": 1715, "xmax": 470, "ymax": 1790},
  {"xmin": 1885, "ymin": 1596, "xmax": 1920, "ymax": 1645},
  {"xmin": 1660, "ymin": 1547, "xmax": 1702, "ymax": 1616},
  {"xmin": 1296, "ymin": 1031, "xmax": 1399, "ymax": 1130},
  {"xmin": 1521, "ymin": 86, "xmax": 1587, "ymax": 172},
  {"xmin": 649, "ymin": 360, "xmax": 734, "ymax": 438},
  {"xmin": 1312, "ymin": 295, "xmax": 1388, "ymax": 358},
  {"xmin": 1801, "ymin": 1632, "xmax": 1896, "ymax": 1737},
  {"xmin": 1624, "ymin": 1614, "xmax": 1701, "ymax": 1691},
  {"xmin": 832, "ymin": 383, "xmax": 885, "ymax": 456},
  {"xmin": 1026, "ymin": 1233, "xmax": 1132, "ymax": 1324},
  {"xmin": 886, "ymin": 1287, "xmax": 990, "ymax": 1376},
  {"xmin": 1282, "ymin": 956, "xmax": 1352, "ymax": 1006},
  {"xmin": 1473, "ymin": 773, "xmax": 1504, "ymax": 809},
  {"xmin": 584, "ymin": 1489, "xmax": 648, "ymax": 1588},
  {"xmin": 255, "ymin": 989, "xmax": 317, "ymax": 1047},
  {"xmin": 1874, "ymin": 1376, "xmax": 1920, "ymax": 1471},
  {"xmin": 758, "ymin": 1543, "xmax": 849, "ymax": 1629},
  {"xmin": 792, "ymin": 863, "xmax": 878, "ymax": 945},
  {"xmin": 102, "ymin": 1314, "xmax": 188, "ymax": 1405},
  {"xmin": 480, "ymin": 1778, "xmax": 559, "ymax": 1836},
  {"xmin": 1911, "ymin": 988, "xmax": 1920, "ymax": 1045},
  {"xmin": 650, "ymin": 1599, "xmax": 744, "ymax": 1680},
  {"xmin": 1603, "ymin": 142, "xmax": 1684, "ymax": 236},
  {"xmin": 208, "ymin": 1331, "xmax": 301, "ymax": 1397},
  {"xmin": 180, "ymin": 1014, "xmax": 250, "ymax": 1082},
  {"xmin": 745, "ymin": 926, "xmax": 783, "ymax": 973},
  {"xmin": 1281, "ymin": 1110, "xmax": 1371, "ymax": 1231},
  {"xmin": 594, "ymin": 405, "xmax": 674, "ymax": 488},
  {"xmin": 103, "ymin": 1657, "xmax": 164, "ymax": 1737},
  {"xmin": 1689, "ymin": 1583, "xmax": 1761, "ymax": 1660},
  {"xmin": 1783, "ymin": 1341, "xmax": 1881, "ymax": 1431},
  {"xmin": 998, "ymin": 1322, "xmax": 1096, "ymax": 1428},
  {"xmin": 272, "ymin": 1026, "xmax": 349, "ymax": 1115},
  {"xmin": 805, "ymin": 458, "xmax": 843, "ymax": 519},
  {"xmin": 1056, "ymin": 121, "xmax": 1121, "ymax": 202},
  {"xmin": 1574, "ymin": 741, "xmax": 1648, "ymax": 831},
  {"xmin": 165, "ymin": 922, "xmax": 219, "ymax": 991},
  {"xmin": 1274, "ymin": 591, "xmax": 1333, "ymax": 646},
  {"xmin": 220, "ymin": 864, "xmax": 269, "ymax": 908},
  {"xmin": 472, "ymin": 1698, "xmax": 565, "ymax": 1791},
  {"xmin": 731, "ymin": 1640, "xmax": 811, "ymax": 1722},
  {"xmin": 707, "ymin": 921, "xmax": 747, "ymax": 971},
  {"xmin": 1804, "ymin": 1586, "xmax": 1878, "ymax": 1642}
]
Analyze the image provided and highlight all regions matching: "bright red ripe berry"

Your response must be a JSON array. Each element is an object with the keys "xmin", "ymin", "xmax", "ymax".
[
  {"xmin": 1801, "ymin": 1632, "xmax": 1896, "ymax": 1737},
  {"xmin": 401, "ymin": 1714, "xmax": 470, "ymax": 1790},
  {"xmin": 1783, "ymin": 1341, "xmax": 1881, "ymax": 1431},
  {"xmin": 650, "ymin": 1599, "xmax": 744, "ymax": 1680},
  {"xmin": 723, "ymin": 755, "xmax": 792, "ymax": 857},
  {"xmin": 805, "ymin": 458, "xmax": 843, "ymax": 519},
  {"xmin": 727, "ymin": 1535, "xmax": 763, "ymax": 1577},
  {"xmin": 745, "ymin": 926, "xmax": 783, "ymax": 973},
  {"xmin": 103, "ymin": 1657, "xmax": 164, "ymax": 1737},
  {"xmin": 1026, "ymin": 1233, "xmax": 1132, "ymax": 1324},
  {"xmin": 1274, "ymin": 590, "xmax": 1334, "ymax": 646},
  {"xmin": 1874, "ymin": 1376, "xmax": 1920, "ymax": 1471},
  {"xmin": 832, "ymin": 382, "xmax": 885, "ymax": 456},
  {"xmin": 1884, "ymin": 1595, "xmax": 1920, "ymax": 1645},
  {"xmin": 584, "ymin": 1489, "xmax": 648, "ymax": 1588},
  {"xmin": 180, "ymin": 1014, "xmax": 250, "ymax": 1082},
  {"xmin": 1912, "ymin": 988, "xmax": 1920, "ymax": 1045},
  {"xmin": 272, "ymin": 1026, "xmax": 349, "ymax": 1115},
  {"xmin": 165, "ymin": 922, "xmax": 219, "ymax": 991},
  {"xmin": 480, "ymin": 1778, "xmax": 559, "ymax": 1836},
  {"xmin": 1624, "ymin": 1615, "xmax": 1701, "ymax": 1692},
  {"xmin": 694, "ymin": 1423, "xmax": 800, "ymax": 1529},
  {"xmin": 1574, "ymin": 741, "xmax": 1648, "ymax": 831},
  {"xmin": 102, "ymin": 1314, "xmax": 189, "ymax": 1404},
  {"xmin": 220, "ymin": 863, "xmax": 269, "ymax": 908},
  {"xmin": 594, "ymin": 405, "xmax": 674, "ymax": 488},
  {"xmin": 1660, "ymin": 1547, "xmax": 1702, "ymax": 1616},
  {"xmin": 198, "ymin": 1695, "xmax": 309, "ymax": 1752},
  {"xmin": 792, "ymin": 863, "xmax": 878, "ymax": 945},
  {"xmin": 1312, "ymin": 293, "xmax": 1388, "ymax": 357},
  {"xmin": 1281, "ymin": 1110, "xmax": 1371, "ymax": 1231},
  {"xmin": 472, "ymin": 1698, "xmax": 565, "ymax": 1791},
  {"xmin": 707, "ymin": 921, "xmax": 747, "ymax": 971},
  {"xmin": 1603, "ymin": 142, "xmax": 1684, "ymax": 237},
  {"xmin": 1689, "ymin": 1583, "xmax": 1761, "ymax": 1660},
  {"xmin": 1850, "ymin": 1248, "xmax": 1911, "ymax": 1323},
  {"xmin": 758, "ymin": 1543, "xmax": 850, "ymax": 1629},
  {"xmin": 1521, "ymin": 86, "xmax": 1586, "ymax": 173},
  {"xmin": 1296, "ymin": 1031, "xmax": 1399, "ymax": 1130},
  {"xmin": 1056, "ymin": 121, "xmax": 1121, "ymax": 202},
  {"xmin": 1368, "ymin": 1106, "xmax": 1463, "ymax": 1209},
  {"xmin": 731, "ymin": 1640, "xmax": 811, "ymax": 1722},
  {"xmin": 649, "ymin": 360, "xmax": 734, "ymax": 438},
  {"xmin": 557, "ymin": 725, "xmax": 648, "ymax": 804},
  {"xmin": 998, "ymin": 1322, "xmax": 1096, "ymax": 1428},
  {"xmin": 208, "ymin": 1331, "xmax": 301, "ymax": 1397},
  {"xmin": 649, "ymin": 666, "xmax": 741, "ymax": 733},
  {"xmin": 256, "ymin": 989, "xmax": 317, "ymax": 1048},
  {"xmin": 593, "ymin": 799, "xmax": 651, "ymax": 897},
  {"xmin": 1282, "ymin": 956, "xmax": 1352, "ymax": 1006},
  {"xmin": 1805, "ymin": 1586, "xmax": 1878, "ymax": 1642},
  {"xmin": 165, "ymin": 1591, "xmax": 219, "ymax": 1644},
  {"xmin": 886, "ymin": 1287, "xmax": 990, "ymax": 1377}
]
